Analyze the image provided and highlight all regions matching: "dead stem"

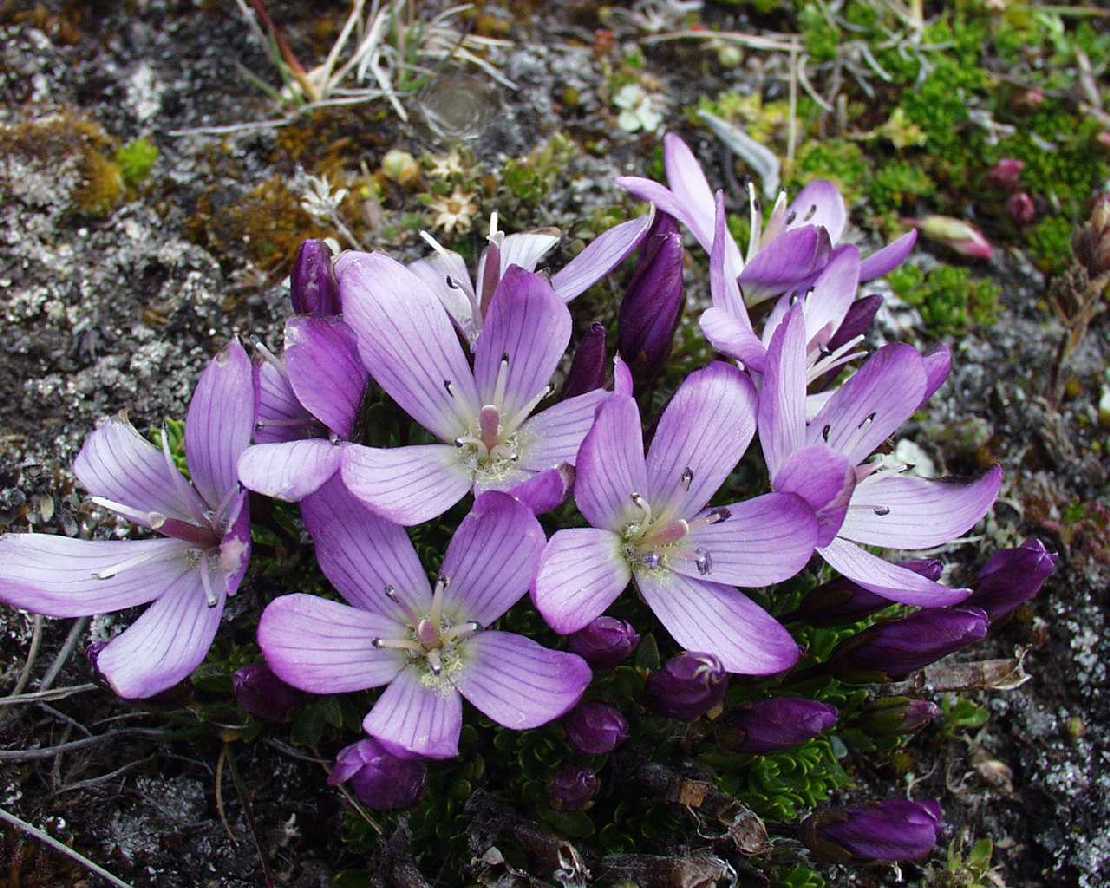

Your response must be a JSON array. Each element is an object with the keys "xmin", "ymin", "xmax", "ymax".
[{"xmin": 0, "ymin": 805, "xmax": 135, "ymax": 888}]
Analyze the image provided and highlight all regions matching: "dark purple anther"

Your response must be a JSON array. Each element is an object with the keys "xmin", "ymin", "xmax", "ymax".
[
  {"xmin": 563, "ymin": 702, "xmax": 630, "ymax": 755},
  {"xmin": 291, "ymin": 239, "xmax": 340, "ymax": 316},
  {"xmin": 328, "ymin": 738, "xmax": 427, "ymax": 811},
  {"xmin": 549, "ymin": 765, "xmax": 600, "ymax": 811},
  {"xmin": 852, "ymin": 696, "xmax": 940, "ymax": 737},
  {"xmin": 647, "ymin": 651, "xmax": 728, "ymax": 721},
  {"xmin": 718, "ymin": 697, "xmax": 839, "ymax": 754},
  {"xmin": 567, "ymin": 616, "xmax": 640, "ymax": 670},
  {"xmin": 561, "ymin": 323, "xmax": 608, "ymax": 399},
  {"xmin": 232, "ymin": 663, "xmax": 303, "ymax": 722},
  {"xmin": 965, "ymin": 538, "xmax": 1057, "ymax": 623},
  {"xmin": 787, "ymin": 559, "xmax": 943, "ymax": 627},
  {"xmin": 801, "ymin": 798, "xmax": 944, "ymax": 862}
]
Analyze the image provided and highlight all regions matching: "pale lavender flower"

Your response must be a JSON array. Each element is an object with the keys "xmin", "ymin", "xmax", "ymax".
[
  {"xmin": 531, "ymin": 361, "xmax": 817, "ymax": 674},
  {"xmin": 757, "ymin": 304, "xmax": 1003, "ymax": 605},
  {"xmin": 258, "ymin": 485, "xmax": 591, "ymax": 759},
  {"xmin": 335, "ymin": 254, "xmax": 611, "ymax": 525},
  {"xmin": 0, "ymin": 342, "xmax": 254, "ymax": 699}
]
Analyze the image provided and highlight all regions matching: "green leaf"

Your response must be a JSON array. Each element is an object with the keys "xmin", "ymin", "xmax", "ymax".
[{"xmin": 633, "ymin": 632, "xmax": 660, "ymax": 670}]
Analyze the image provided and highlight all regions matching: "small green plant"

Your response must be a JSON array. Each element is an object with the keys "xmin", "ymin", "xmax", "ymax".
[
  {"xmin": 888, "ymin": 264, "xmax": 1002, "ymax": 335},
  {"xmin": 116, "ymin": 137, "xmax": 159, "ymax": 186},
  {"xmin": 940, "ymin": 695, "xmax": 990, "ymax": 738}
]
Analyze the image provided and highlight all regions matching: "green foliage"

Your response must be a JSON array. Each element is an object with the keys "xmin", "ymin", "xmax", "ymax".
[
  {"xmin": 788, "ymin": 139, "xmax": 868, "ymax": 206},
  {"xmin": 868, "ymin": 162, "xmax": 935, "ymax": 214},
  {"xmin": 799, "ymin": 4, "xmax": 839, "ymax": 63},
  {"xmin": 1025, "ymin": 215, "xmax": 1075, "ymax": 275},
  {"xmin": 716, "ymin": 738, "xmax": 851, "ymax": 822},
  {"xmin": 116, "ymin": 137, "xmax": 158, "ymax": 186},
  {"xmin": 941, "ymin": 695, "xmax": 990, "ymax": 737},
  {"xmin": 149, "ymin": 417, "xmax": 188, "ymax": 475},
  {"xmin": 500, "ymin": 133, "xmax": 577, "ymax": 211},
  {"xmin": 778, "ymin": 865, "xmax": 827, "ymax": 888},
  {"xmin": 936, "ymin": 836, "xmax": 996, "ymax": 887},
  {"xmin": 888, "ymin": 264, "xmax": 1001, "ymax": 335}
]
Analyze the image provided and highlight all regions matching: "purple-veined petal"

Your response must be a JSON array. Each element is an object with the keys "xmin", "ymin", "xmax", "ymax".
[
  {"xmin": 499, "ymin": 231, "xmax": 561, "ymax": 274},
  {"xmin": 786, "ymin": 180, "xmax": 847, "ymax": 243},
  {"xmin": 698, "ymin": 308, "xmax": 767, "ymax": 370},
  {"xmin": 772, "ymin": 445, "xmax": 856, "ymax": 547},
  {"xmin": 506, "ymin": 465, "xmax": 573, "ymax": 515},
  {"xmin": 635, "ymin": 569, "xmax": 800, "ymax": 675},
  {"xmin": 408, "ymin": 249, "xmax": 477, "ymax": 335},
  {"xmin": 838, "ymin": 467, "xmax": 1003, "ymax": 550},
  {"xmin": 803, "ymin": 245, "xmax": 861, "ymax": 347},
  {"xmin": 920, "ymin": 344, "xmax": 951, "ymax": 406},
  {"xmin": 237, "ymin": 440, "xmax": 342, "ymax": 502},
  {"xmin": 646, "ymin": 361, "xmax": 757, "ymax": 519},
  {"xmin": 474, "ymin": 268, "xmax": 571, "ymax": 423},
  {"xmin": 254, "ymin": 358, "xmax": 318, "ymax": 445},
  {"xmin": 284, "ymin": 316, "xmax": 368, "ymax": 439},
  {"xmin": 456, "ymin": 631, "xmax": 590, "ymax": 729},
  {"xmin": 95, "ymin": 565, "xmax": 224, "ymax": 699},
  {"xmin": 551, "ymin": 214, "xmax": 654, "ymax": 303},
  {"xmin": 518, "ymin": 390, "xmax": 608, "ymax": 471},
  {"xmin": 336, "ymin": 251, "xmax": 478, "ymax": 441},
  {"xmin": 73, "ymin": 415, "xmax": 208, "ymax": 529},
  {"xmin": 363, "ymin": 667, "xmax": 463, "ymax": 759},
  {"xmin": 220, "ymin": 492, "xmax": 252, "ymax": 597},
  {"xmin": 819, "ymin": 537, "xmax": 970, "ymax": 606},
  {"xmin": 807, "ymin": 344, "xmax": 927, "ymax": 465},
  {"xmin": 664, "ymin": 133, "xmax": 716, "ymax": 244},
  {"xmin": 185, "ymin": 340, "xmax": 254, "ymax": 510},
  {"xmin": 859, "ymin": 230, "xmax": 917, "ymax": 282},
  {"xmin": 758, "ymin": 304, "xmax": 808, "ymax": 477},
  {"xmin": 439, "ymin": 492, "xmax": 546, "ymax": 627},
  {"xmin": 258, "ymin": 594, "xmax": 405, "ymax": 693},
  {"xmin": 740, "ymin": 226, "xmax": 831, "ymax": 304},
  {"xmin": 677, "ymin": 492, "xmax": 818, "ymax": 587},
  {"xmin": 617, "ymin": 173, "xmax": 701, "ymax": 231},
  {"xmin": 613, "ymin": 354, "xmax": 634, "ymax": 397},
  {"xmin": 300, "ymin": 474, "xmax": 432, "ymax": 619},
  {"xmin": 574, "ymin": 395, "xmax": 647, "ymax": 532},
  {"xmin": 709, "ymin": 191, "xmax": 749, "ymax": 320},
  {"xmin": 0, "ymin": 535, "xmax": 191, "ymax": 618},
  {"xmin": 531, "ymin": 529, "xmax": 630, "ymax": 634},
  {"xmin": 341, "ymin": 443, "xmax": 472, "ymax": 526}
]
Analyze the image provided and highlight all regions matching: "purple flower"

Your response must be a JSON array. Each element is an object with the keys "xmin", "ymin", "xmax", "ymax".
[
  {"xmin": 1007, "ymin": 192, "xmax": 1037, "ymax": 226},
  {"xmin": 258, "ymin": 486, "xmax": 591, "ymax": 759},
  {"xmin": 549, "ymin": 765, "xmax": 600, "ymax": 811},
  {"xmin": 409, "ymin": 212, "xmax": 652, "ymax": 345},
  {"xmin": 238, "ymin": 316, "xmax": 370, "ymax": 502},
  {"xmin": 335, "ymin": 255, "xmax": 614, "ymax": 525},
  {"xmin": 718, "ymin": 698, "xmax": 838, "ymax": 754},
  {"xmin": 986, "ymin": 158, "xmax": 1024, "ymax": 191},
  {"xmin": 290, "ymin": 239, "xmax": 340, "ymax": 316},
  {"xmin": 562, "ymin": 323, "xmax": 608, "ymax": 399},
  {"xmin": 647, "ymin": 651, "xmax": 728, "ymax": 720},
  {"xmin": 568, "ymin": 616, "xmax": 640, "ymax": 669},
  {"xmin": 965, "ymin": 538, "xmax": 1057, "ymax": 623},
  {"xmin": 826, "ymin": 607, "xmax": 990, "ymax": 682},
  {"xmin": 531, "ymin": 361, "xmax": 817, "ymax": 674},
  {"xmin": 852, "ymin": 697, "xmax": 940, "ymax": 737},
  {"xmin": 233, "ymin": 664, "xmax": 303, "ymax": 722},
  {"xmin": 757, "ymin": 304, "xmax": 1002, "ymax": 606},
  {"xmin": 328, "ymin": 738, "xmax": 426, "ymax": 811},
  {"xmin": 785, "ymin": 559, "xmax": 943, "ymax": 627},
  {"xmin": 0, "ymin": 343, "xmax": 255, "ymax": 699},
  {"xmin": 802, "ymin": 799, "xmax": 944, "ymax": 863},
  {"xmin": 564, "ymin": 702, "xmax": 629, "ymax": 754}
]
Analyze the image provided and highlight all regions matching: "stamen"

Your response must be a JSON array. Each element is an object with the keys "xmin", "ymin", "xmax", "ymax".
[
  {"xmin": 630, "ymin": 493, "xmax": 652, "ymax": 526},
  {"xmin": 425, "ymin": 649, "xmax": 444, "ymax": 676},
  {"xmin": 92, "ymin": 545, "xmax": 180, "ymax": 580},
  {"xmin": 429, "ymin": 575, "xmax": 451, "ymax": 625},
  {"xmin": 821, "ymin": 424, "xmax": 831, "ymax": 442},
  {"xmin": 252, "ymin": 341, "xmax": 285, "ymax": 372},
  {"xmin": 640, "ymin": 551, "xmax": 662, "ymax": 569},
  {"xmin": 441, "ymin": 621, "xmax": 482, "ymax": 640},
  {"xmin": 785, "ymin": 210, "xmax": 797, "ymax": 225},
  {"xmin": 505, "ymin": 384, "xmax": 552, "ymax": 432},
  {"xmin": 209, "ymin": 483, "xmax": 243, "ymax": 534},
  {"xmin": 371, "ymin": 637, "xmax": 423, "ymax": 653},
  {"xmin": 89, "ymin": 496, "xmax": 165, "ymax": 529},
  {"xmin": 254, "ymin": 417, "xmax": 317, "ymax": 429},
  {"xmin": 707, "ymin": 507, "xmax": 731, "ymax": 524},
  {"xmin": 455, "ymin": 435, "xmax": 482, "ymax": 450},
  {"xmin": 443, "ymin": 378, "xmax": 454, "ymax": 395},
  {"xmin": 419, "ymin": 229, "xmax": 452, "ymax": 260},
  {"xmin": 493, "ymin": 354, "xmax": 510, "ymax": 407},
  {"xmin": 489, "ymin": 211, "xmax": 500, "ymax": 241},
  {"xmin": 873, "ymin": 506, "xmax": 890, "ymax": 516},
  {"xmin": 445, "ymin": 275, "xmax": 461, "ymax": 290},
  {"xmin": 695, "ymin": 547, "xmax": 713, "ymax": 576},
  {"xmin": 680, "ymin": 467, "xmax": 694, "ymax": 490},
  {"xmin": 199, "ymin": 552, "xmax": 219, "ymax": 608}
]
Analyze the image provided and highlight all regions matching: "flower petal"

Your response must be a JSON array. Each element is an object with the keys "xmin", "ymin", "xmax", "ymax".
[
  {"xmin": 615, "ymin": 177, "xmax": 703, "ymax": 246},
  {"xmin": 664, "ymin": 133, "xmax": 716, "ymax": 243},
  {"xmin": 803, "ymin": 245, "xmax": 861, "ymax": 347},
  {"xmin": 551, "ymin": 214, "xmax": 653, "ymax": 302},
  {"xmin": 439, "ymin": 492, "xmax": 547, "ymax": 627},
  {"xmin": 698, "ymin": 308, "xmax": 767, "ymax": 370},
  {"xmin": 838, "ymin": 468, "xmax": 1003, "ymax": 550},
  {"xmin": 258, "ymin": 594, "xmax": 405, "ymax": 693},
  {"xmin": 0, "ymin": 535, "xmax": 190, "ymax": 618},
  {"xmin": 254, "ymin": 358, "xmax": 318, "ymax": 444},
  {"xmin": 408, "ymin": 248, "xmax": 477, "ymax": 337},
  {"xmin": 336, "ymin": 251, "xmax": 478, "ymax": 441},
  {"xmin": 772, "ymin": 445, "xmax": 856, "ymax": 547},
  {"xmin": 456, "ymin": 631, "xmax": 591, "ymax": 729},
  {"xmin": 506, "ymin": 466, "xmax": 573, "ymax": 515},
  {"xmin": 758, "ymin": 304, "xmax": 808, "ymax": 477},
  {"xmin": 807, "ymin": 344, "xmax": 926, "ymax": 465},
  {"xmin": 819, "ymin": 537, "xmax": 971, "ymax": 606},
  {"xmin": 739, "ymin": 226, "xmax": 831, "ymax": 304},
  {"xmin": 185, "ymin": 340, "xmax": 255, "ymax": 509},
  {"xmin": 859, "ymin": 230, "xmax": 917, "ymax": 282},
  {"xmin": 531, "ymin": 529, "xmax": 630, "ymax": 634},
  {"xmin": 237, "ymin": 440, "xmax": 343, "ymax": 502},
  {"xmin": 646, "ymin": 362, "xmax": 757, "ymax": 518},
  {"xmin": 518, "ymin": 390, "xmax": 608, "ymax": 471},
  {"xmin": 709, "ymin": 191, "xmax": 749, "ymax": 320},
  {"xmin": 678, "ymin": 492, "xmax": 818, "ymax": 587},
  {"xmin": 300, "ymin": 474, "xmax": 433, "ymax": 619},
  {"xmin": 920, "ymin": 344, "xmax": 951, "ymax": 406},
  {"xmin": 499, "ymin": 231, "xmax": 561, "ymax": 274},
  {"xmin": 574, "ymin": 395, "xmax": 647, "ymax": 532},
  {"xmin": 785, "ymin": 180, "xmax": 847, "ymax": 243},
  {"xmin": 635, "ymin": 570, "xmax": 800, "ymax": 675},
  {"xmin": 341, "ymin": 443, "xmax": 472, "ymax": 526},
  {"xmin": 363, "ymin": 667, "xmax": 463, "ymax": 759},
  {"xmin": 284, "ymin": 316, "xmax": 368, "ymax": 439}
]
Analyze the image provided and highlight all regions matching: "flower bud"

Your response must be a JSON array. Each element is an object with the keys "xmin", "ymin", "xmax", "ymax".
[
  {"xmin": 1014, "ymin": 88, "xmax": 1044, "ymax": 111},
  {"xmin": 964, "ymin": 538, "xmax": 1057, "ymax": 623},
  {"xmin": 567, "ymin": 616, "xmax": 640, "ymax": 669},
  {"xmin": 549, "ymin": 765, "xmax": 600, "ymax": 811},
  {"xmin": 232, "ymin": 664, "xmax": 303, "ymax": 722},
  {"xmin": 561, "ymin": 323, "xmax": 608, "ymax": 399},
  {"xmin": 291, "ymin": 239, "xmax": 339, "ymax": 316},
  {"xmin": 986, "ymin": 158, "xmax": 1024, "ymax": 191},
  {"xmin": 1073, "ymin": 192, "xmax": 1110, "ymax": 278},
  {"xmin": 801, "ymin": 799, "xmax": 944, "ymax": 863},
  {"xmin": 914, "ymin": 215, "xmax": 993, "ymax": 261},
  {"xmin": 647, "ymin": 652, "xmax": 728, "ymax": 720},
  {"xmin": 1007, "ymin": 192, "xmax": 1036, "ymax": 226},
  {"xmin": 786, "ymin": 559, "xmax": 943, "ymax": 627},
  {"xmin": 328, "ymin": 738, "xmax": 427, "ymax": 811},
  {"xmin": 717, "ymin": 698, "xmax": 838, "ymax": 754},
  {"xmin": 564, "ymin": 702, "xmax": 629, "ymax": 754},
  {"xmin": 618, "ymin": 212, "xmax": 685, "ymax": 382},
  {"xmin": 826, "ymin": 607, "xmax": 990, "ymax": 682},
  {"xmin": 381, "ymin": 149, "xmax": 420, "ymax": 186},
  {"xmin": 827, "ymin": 294, "xmax": 883, "ymax": 353},
  {"xmin": 851, "ymin": 697, "xmax": 940, "ymax": 737}
]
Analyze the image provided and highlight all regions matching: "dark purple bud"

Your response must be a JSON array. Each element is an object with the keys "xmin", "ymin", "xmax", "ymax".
[
  {"xmin": 827, "ymin": 294, "xmax": 883, "ymax": 352},
  {"xmin": 561, "ymin": 323, "xmax": 608, "ymax": 399},
  {"xmin": 986, "ymin": 158, "xmax": 1024, "ymax": 191},
  {"xmin": 647, "ymin": 651, "xmax": 728, "ymax": 721},
  {"xmin": 549, "ymin": 765, "xmax": 600, "ymax": 811},
  {"xmin": 1007, "ymin": 192, "xmax": 1036, "ymax": 226},
  {"xmin": 718, "ymin": 698, "xmax": 839, "ymax": 754},
  {"xmin": 787, "ymin": 559, "xmax": 943, "ymax": 627},
  {"xmin": 826, "ymin": 607, "xmax": 990, "ymax": 682},
  {"xmin": 851, "ymin": 696, "xmax": 940, "ymax": 737},
  {"xmin": 802, "ymin": 799, "xmax": 944, "ymax": 863},
  {"xmin": 965, "ymin": 538, "xmax": 1058, "ymax": 623},
  {"xmin": 564, "ymin": 702, "xmax": 630, "ymax": 754},
  {"xmin": 618, "ymin": 213, "xmax": 685, "ymax": 382},
  {"xmin": 232, "ymin": 664, "xmax": 303, "ymax": 722},
  {"xmin": 328, "ymin": 738, "xmax": 426, "ymax": 811},
  {"xmin": 567, "ymin": 616, "xmax": 640, "ymax": 669},
  {"xmin": 291, "ymin": 239, "xmax": 339, "ymax": 316}
]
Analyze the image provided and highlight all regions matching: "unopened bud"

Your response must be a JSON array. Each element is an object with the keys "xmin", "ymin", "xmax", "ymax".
[
  {"xmin": 567, "ymin": 616, "xmax": 640, "ymax": 669},
  {"xmin": 986, "ymin": 158, "xmax": 1024, "ymax": 191},
  {"xmin": 965, "ymin": 538, "xmax": 1058, "ymax": 623},
  {"xmin": 561, "ymin": 323, "xmax": 608, "ymax": 399},
  {"xmin": 647, "ymin": 651, "xmax": 727, "ymax": 721},
  {"xmin": 563, "ymin": 702, "xmax": 630, "ymax": 754},
  {"xmin": 233, "ymin": 664, "xmax": 303, "ymax": 722},
  {"xmin": 802, "ymin": 799, "xmax": 944, "ymax": 863},
  {"xmin": 785, "ymin": 559, "xmax": 943, "ymax": 627},
  {"xmin": 291, "ymin": 239, "xmax": 339, "ymax": 315},
  {"xmin": 549, "ymin": 765, "xmax": 600, "ymax": 811},
  {"xmin": 381, "ymin": 149, "xmax": 420, "ymax": 186},
  {"xmin": 851, "ymin": 696, "xmax": 940, "ymax": 737},
  {"xmin": 328, "ymin": 738, "xmax": 427, "ymax": 810},
  {"xmin": 1007, "ymin": 192, "xmax": 1036, "ymax": 226},
  {"xmin": 619, "ymin": 212, "xmax": 685, "ymax": 383},
  {"xmin": 914, "ymin": 215, "xmax": 993, "ymax": 261},
  {"xmin": 717, "ymin": 698, "xmax": 839, "ymax": 753}
]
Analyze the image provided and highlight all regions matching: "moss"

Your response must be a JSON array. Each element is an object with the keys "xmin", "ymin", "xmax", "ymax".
[
  {"xmin": 73, "ymin": 150, "xmax": 125, "ymax": 216},
  {"xmin": 115, "ymin": 138, "xmax": 159, "ymax": 187},
  {"xmin": 1025, "ymin": 216, "xmax": 1074, "ymax": 275},
  {"xmin": 788, "ymin": 139, "xmax": 869, "ymax": 207},
  {"xmin": 888, "ymin": 264, "xmax": 1002, "ymax": 335},
  {"xmin": 868, "ymin": 161, "xmax": 935, "ymax": 214},
  {"xmin": 499, "ymin": 133, "xmax": 578, "ymax": 215},
  {"xmin": 799, "ymin": 3, "xmax": 838, "ymax": 63}
]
